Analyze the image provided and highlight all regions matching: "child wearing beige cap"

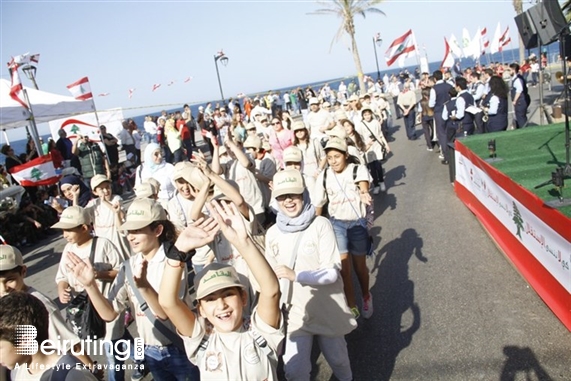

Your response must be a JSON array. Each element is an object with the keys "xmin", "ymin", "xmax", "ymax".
[
  {"xmin": 266, "ymin": 169, "xmax": 356, "ymax": 380},
  {"xmin": 291, "ymin": 120, "xmax": 327, "ymax": 179},
  {"xmin": 51, "ymin": 206, "xmax": 128, "ymax": 380},
  {"xmin": 66, "ymin": 199, "xmax": 199, "ymax": 380},
  {"xmin": 0, "ymin": 245, "xmax": 96, "ymax": 370},
  {"xmin": 86, "ymin": 174, "xmax": 131, "ymax": 258},
  {"xmin": 313, "ymin": 137, "xmax": 374, "ymax": 320},
  {"xmin": 158, "ymin": 200, "xmax": 284, "ymax": 381}
]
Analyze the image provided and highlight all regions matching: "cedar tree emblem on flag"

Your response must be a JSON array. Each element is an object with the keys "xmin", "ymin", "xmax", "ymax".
[{"xmin": 385, "ymin": 29, "xmax": 416, "ymax": 67}]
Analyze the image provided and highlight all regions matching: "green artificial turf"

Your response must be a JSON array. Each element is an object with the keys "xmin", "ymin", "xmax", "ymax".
[{"xmin": 461, "ymin": 123, "xmax": 571, "ymax": 218}]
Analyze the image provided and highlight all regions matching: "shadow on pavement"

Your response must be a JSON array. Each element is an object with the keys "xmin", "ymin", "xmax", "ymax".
[
  {"xmin": 500, "ymin": 346, "xmax": 553, "ymax": 381},
  {"xmin": 347, "ymin": 228, "xmax": 426, "ymax": 381}
]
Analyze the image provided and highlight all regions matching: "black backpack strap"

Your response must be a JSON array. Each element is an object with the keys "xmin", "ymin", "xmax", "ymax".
[
  {"xmin": 353, "ymin": 165, "xmax": 358, "ymax": 182},
  {"xmin": 89, "ymin": 237, "xmax": 98, "ymax": 264}
]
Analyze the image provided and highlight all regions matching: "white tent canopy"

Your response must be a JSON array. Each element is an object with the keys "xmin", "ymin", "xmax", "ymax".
[{"xmin": 0, "ymin": 79, "xmax": 95, "ymax": 130}]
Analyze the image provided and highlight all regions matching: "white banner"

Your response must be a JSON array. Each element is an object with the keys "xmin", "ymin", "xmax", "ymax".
[
  {"xmin": 48, "ymin": 109, "xmax": 124, "ymax": 150},
  {"xmin": 455, "ymin": 152, "xmax": 571, "ymax": 293}
]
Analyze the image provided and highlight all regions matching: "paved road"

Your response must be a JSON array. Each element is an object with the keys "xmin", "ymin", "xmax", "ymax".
[
  {"xmin": 310, "ymin": 83, "xmax": 570, "ymax": 381},
  {"xmin": 14, "ymin": 82, "xmax": 571, "ymax": 381}
]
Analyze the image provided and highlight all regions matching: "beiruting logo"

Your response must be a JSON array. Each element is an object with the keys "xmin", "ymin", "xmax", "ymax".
[{"xmin": 15, "ymin": 325, "xmax": 145, "ymax": 362}]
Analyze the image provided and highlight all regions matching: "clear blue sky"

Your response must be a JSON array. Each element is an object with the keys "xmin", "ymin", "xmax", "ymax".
[{"xmin": 1, "ymin": 0, "xmax": 530, "ymax": 140}]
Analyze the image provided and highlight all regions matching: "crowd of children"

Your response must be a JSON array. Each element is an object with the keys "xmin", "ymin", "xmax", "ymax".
[{"xmin": 0, "ymin": 94, "xmax": 394, "ymax": 381}]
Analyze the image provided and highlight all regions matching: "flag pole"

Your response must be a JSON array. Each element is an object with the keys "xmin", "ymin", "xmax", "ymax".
[
  {"xmin": 21, "ymin": 89, "xmax": 43, "ymax": 158},
  {"xmin": 90, "ymin": 98, "xmax": 112, "ymax": 169}
]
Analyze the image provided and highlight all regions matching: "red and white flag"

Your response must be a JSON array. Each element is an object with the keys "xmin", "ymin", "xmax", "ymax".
[
  {"xmin": 7, "ymin": 64, "xmax": 27, "ymax": 109},
  {"xmin": 9, "ymin": 155, "xmax": 62, "ymax": 186},
  {"xmin": 7, "ymin": 53, "xmax": 40, "ymax": 68},
  {"xmin": 67, "ymin": 77, "xmax": 93, "ymax": 101},
  {"xmin": 385, "ymin": 29, "xmax": 417, "ymax": 67},
  {"xmin": 480, "ymin": 27, "xmax": 490, "ymax": 54},
  {"xmin": 128, "ymin": 88, "xmax": 135, "ymax": 99},
  {"xmin": 184, "ymin": 77, "xmax": 192, "ymax": 83},
  {"xmin": 441, "ymin": 37, "xmax": 454, "ymax": 69},
  {"xmin": 491, "ymin": 23, "xmax": 502, "ymax": 54},
  {"xmin": 98, "ymin": 93, "xmax": 110, "ymax": 97},
  {"xmin": 152, "ymin": 83, "xmax": 161, "ymax": 92},
  {"xmin": 500, "ymin": 27, "xmax": 510, "ymax": 51}
]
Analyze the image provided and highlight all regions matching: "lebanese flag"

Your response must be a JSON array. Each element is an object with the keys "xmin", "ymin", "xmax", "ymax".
[
  {"xmin": 491, "ymin": 23, "xmax": 502, "ymax": 54},
  {"xmin": 8, "ymin": 64, "xmax": 27, "ymax": 109},
  {"xmin": 67, "ymin": 77, "xmax": 93, "ymax": 101},
  {"xmin": 7, "ymin": 53, "xmax": 40, "ymax": 68},
  {"xmin": 480, "ymin": 27, "xmax": 490, "ymax": 54},
  {"xmin": 9, "ymin": 155, "xmax": 62, "ymax": 186},
  {"xmin": 385, "ymin": 29, "xmax": 416, "ymax": 67},
  {"xmin": 98, "ymin": 92, "xmax": 110, "ymax": 97},
  {"xmin": 152, "ymin": 83, "xmax": 161, "ymax": 92},
  {"xmin": 184, "ymin": 77, "xmax": 192, "ymax": 83},
  {"xmin": 500, "ymin": 27, "xmax": 510, "ymax": 51},
  {"xmin": 441, "ymin": 37, "xmax": 455, "ymax": 69},
  {"xmin": 128, "ymin": 88, "xmax": 135, "ymax": 99}
]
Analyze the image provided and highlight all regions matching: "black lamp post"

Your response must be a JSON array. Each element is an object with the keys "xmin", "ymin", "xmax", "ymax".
[
  {"xmin": 214, "ymin": 51, "xmax": 229, "ymax": 105},
  {"xmin": 22, "ymin": 65, "xmax": 39, "ymax": 90},
  {"xmin": 373, "ymin": 33, "xmax": 383, "ymax": 81}
]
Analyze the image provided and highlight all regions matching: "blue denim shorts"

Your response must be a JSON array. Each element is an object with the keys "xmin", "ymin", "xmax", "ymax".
[{"xmin": 331, "ymin": 218, "xmax": 369, "ymax": 255}]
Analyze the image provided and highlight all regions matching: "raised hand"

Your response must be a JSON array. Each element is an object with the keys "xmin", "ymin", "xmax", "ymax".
[
  {"xmin": 174, "ymin": 217, "xmax": 219, "ymax": 254},
  {"xmin": 206, "ymin": 200, "xmax": 248, "ymax": 245},
  {"xmin": 66, "ymin": 251, "xmax": 96, "ymax": 287},
  {"xmin": 133, "ymin": 260, "xmax": 150, "ymax": 289},
  {"xmin": 274, "ymin": 264, "xmax": 295, "ymax": 282}
]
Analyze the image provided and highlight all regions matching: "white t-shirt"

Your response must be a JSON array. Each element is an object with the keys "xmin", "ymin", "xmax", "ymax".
[
  {"xmin": 224, "ymin": 158, "xmax": 264, "ymax": 215},
  {"xmin": 307, "ymin": 109, "xmax": 334, "ymax": 140},
  {"xmin": 85, "ymin": 196, "xmax": 132, "ymax": 258},
  {"xmin": 181, "ymin": 308, "xmax": 285, "ymax": 381},
  {"xmin": 357, "ymin": 118, "xmax": 387, "ymax": 162},
  {"xmin": 167, "ymin": 193, "xmax": 213, "ymax": 266},
  {"xmin": 313, "ymin": 163, "xmax": 370, "ymax": 221},
  {"xmin": 55, "ymin": 237, "xmax": 125, "ymax": 341},
  {"xmin": 265, "ymin": 217, "xmax": 357, "ymax": 336},
  {"xmin": 106, "ymin": 246, "xmax": 190, "ymax": 346},
  {"xmin": 296, "ymin": 138, "xmax": 324, "ymax": 178},
  {"xmin": 144, "ymin": 120, "xmax": 157, "ymax": 134}
]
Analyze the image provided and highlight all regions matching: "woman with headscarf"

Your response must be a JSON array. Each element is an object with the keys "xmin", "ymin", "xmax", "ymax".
[
  {"xmin": 135, "ymin": 143, "xmax": 175, "ymax": 205},
  {"xmin": 50, "ymin": 175, "xmax": 93, "ymax": 214}
]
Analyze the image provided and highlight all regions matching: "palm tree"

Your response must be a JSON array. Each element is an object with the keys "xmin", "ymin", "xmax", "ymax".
[
  {"xmin": 513, "ymin": 0, "xmax": 525, "ymax": 63},
  {"xmin": 308, "ymin": 0, "xmax": 385, "ymax": 94}
]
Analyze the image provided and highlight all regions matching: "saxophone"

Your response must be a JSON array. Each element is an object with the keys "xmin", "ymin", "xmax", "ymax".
[{"xmin": 482, "ymin": 107, "xmax": 489, "ymax": 123}]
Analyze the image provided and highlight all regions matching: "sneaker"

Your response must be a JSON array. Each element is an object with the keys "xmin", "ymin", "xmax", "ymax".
[
  {"xmin": 438, "ymin": 154, "xmax": 445, "ymax": 160},
  {"xmin": 350, "ymin": 306, "xmax": 360, "ymax": 319},
  {"xmin": 362, "ymin": 295, "xmax": 374, "ymax": 319},
  {"xmin": 380, "ymin": 183, "xmax": 386, "ymax": 192},
  {"xmin": 427, "ymin": 147, "xmax": 434, "ymax": 151},
  {"xmin": 372, "ymin": 186, "xmax": 380, "ymax": 195}
]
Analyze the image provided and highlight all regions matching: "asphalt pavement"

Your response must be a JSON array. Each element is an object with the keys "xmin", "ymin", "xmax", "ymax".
[{"xmin": 13, "ymin": 80, "xmax": 571, "ymax": 381}]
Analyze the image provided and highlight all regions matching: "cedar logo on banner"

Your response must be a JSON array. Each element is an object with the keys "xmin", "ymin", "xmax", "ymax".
[
  {"xmin": 9, "ymin": 156, "xmax": 62, "ymax": 186},
  {"xmin": 67, "ymin": 77, "xmax": 93, "ymax": 101}
]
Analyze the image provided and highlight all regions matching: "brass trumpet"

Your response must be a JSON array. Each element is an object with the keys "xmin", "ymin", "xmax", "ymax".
[
  {"xmin": 482, "ymin": 108, "xmax": 489, "ymax": 123},
  {"xmin": 556, "ymin": 71, "xmax": 565, "ymax": 84}
]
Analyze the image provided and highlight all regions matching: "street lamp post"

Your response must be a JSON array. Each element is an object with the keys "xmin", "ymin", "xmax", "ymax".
[
  {"xmin": 214, "ymin": 51, "xmax": 229, "ymax": 105},
  {"xmin": 22, "ymin": 65, "xmax": 39, "ymax": 90},
  {"xmin": 372, "ymin": 33, "xmax": 383, "ymax": 81}
]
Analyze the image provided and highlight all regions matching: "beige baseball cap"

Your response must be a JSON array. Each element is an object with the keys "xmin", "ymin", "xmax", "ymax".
[
  {"xmin": 283, "ymin": 146, "xmax": 303, "ymax": 163},
  {"xmin": 172, "ymin": 161, "xmax": 195, "ymax": 182},
  {"xmin": 51, "ymin": 206, "xmax": 92, "ymax": 229},
  {"xmin": 324, "ymin": 136, "xmax": 348, "ymax": 153},
  {"xmin": 348, "ymin": 94, "xmax": 359, "ymax": 102},
  {"xmin": 272, "ymin": 169, "xmax": 306, "ymax": 199},
  {"xmin": 194, "ymin": 263, "xmax": 245, "ymax": 299},
  {"xmin": 90, "ymin": 174, "xmax": 111, "ymax": 190},
  {"xmin": 308, "ymin": 97, "xmax": 319, "ymax": 106},
  {"xmin": 291, "ymin": 121, "xmax": 307, "ymax": 131},
  {"xmin": 243, "ymin": 135, "xmax": 262, "ymax": 150},
  {"xmin": 326, "ymin": 125, "xmax": 347, "ymax": 139},
  {"xmin": 134, "ymin": 182, "xmax": 157, "ymax": 199},
  {"xmin": 119, "ymin": 199, "xmax": 167, "ymax": 231},
  {"xmin": 0, "ymin": 245, "xmax": 24, "ymax": 271}
]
